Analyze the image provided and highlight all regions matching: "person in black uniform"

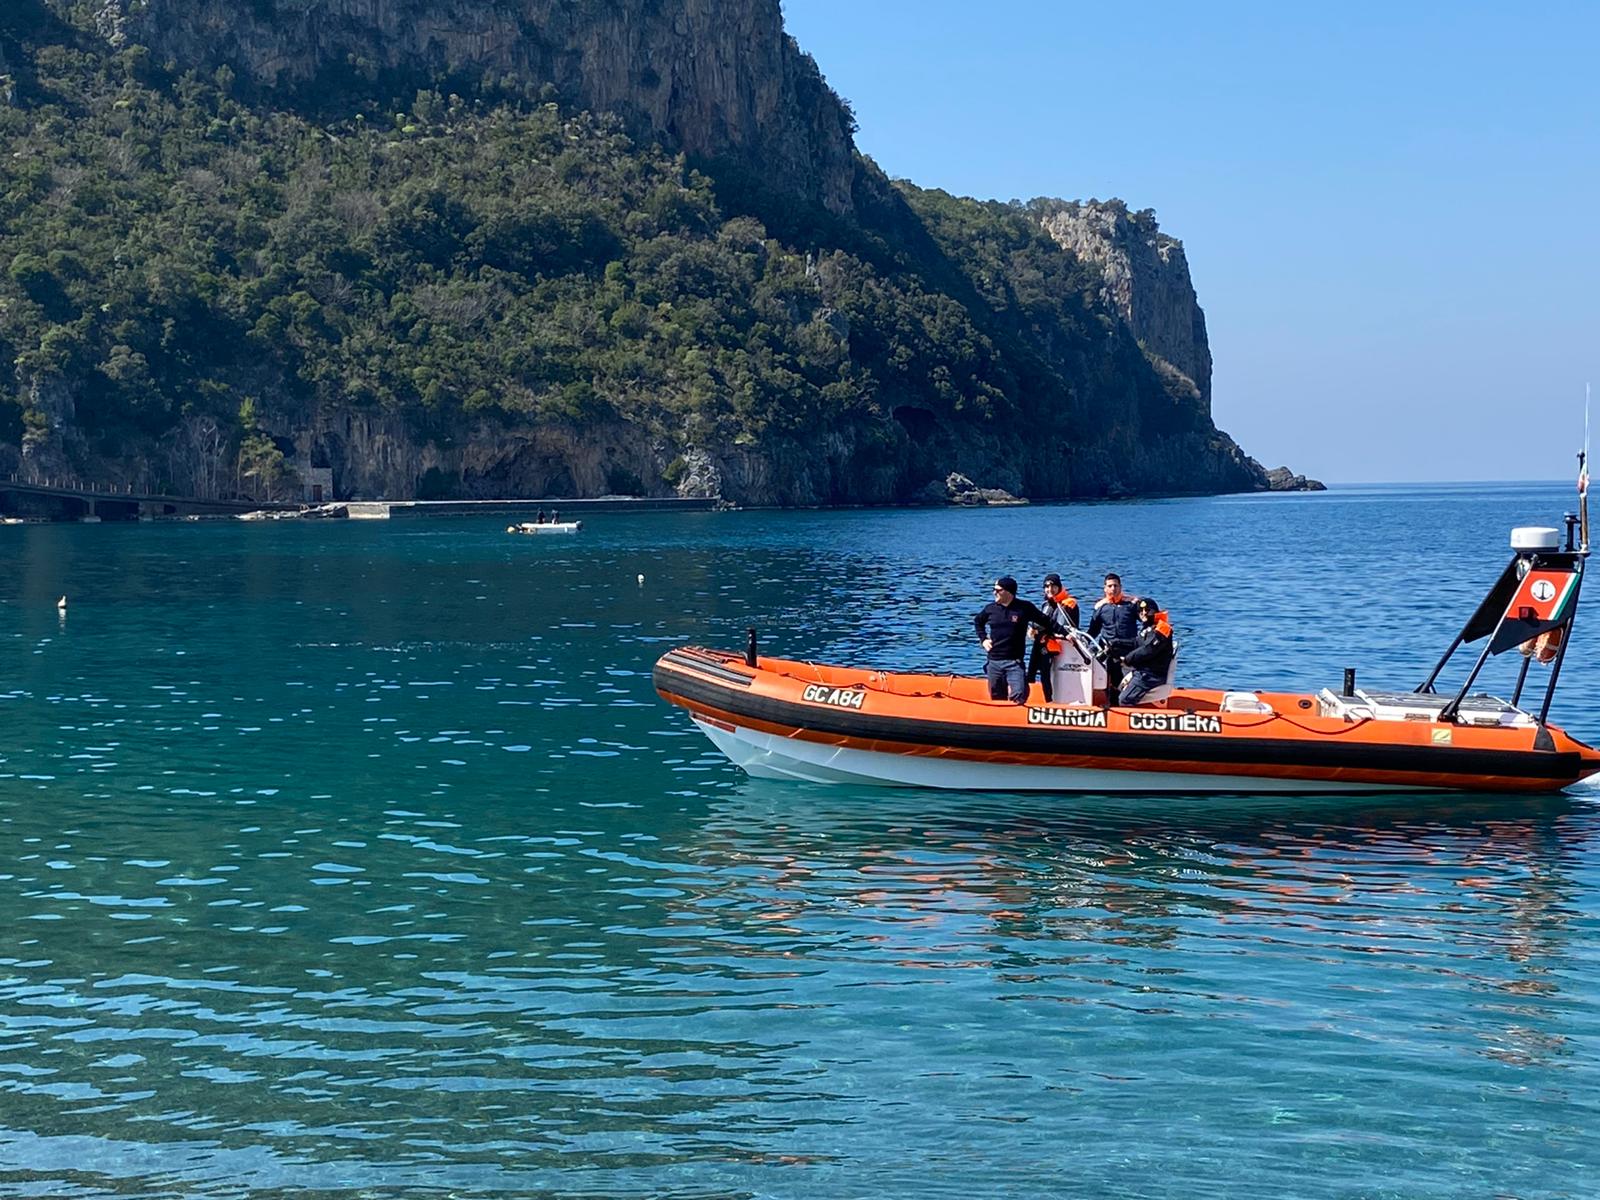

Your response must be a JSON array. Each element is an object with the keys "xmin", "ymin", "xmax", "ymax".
[
  {"xmin": 1087, "ymin": 572, "xmax": 1140, "ymax": 705},
  {"xmin": 1119, "ymin": 597, "xmax": 1175, "ymax": 706},
  {"xmin": 975, "ymin": 576, "xmax": 1068, "ymax": 704},
  {"xmin": 1025, "ymin": 573, "xmax": 1081, "ymax": 703}
]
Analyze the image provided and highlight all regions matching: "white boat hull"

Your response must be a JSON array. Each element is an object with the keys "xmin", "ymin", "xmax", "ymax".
[
  {"xmin": 508, "ymin": 521, "xmax": 582, "ymax": 535},
  {"xmin": 695, "ymin": 718, "xmax": 1421, "ymax": 795}
]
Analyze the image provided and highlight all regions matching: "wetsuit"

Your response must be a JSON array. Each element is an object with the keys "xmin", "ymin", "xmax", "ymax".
[
  {"xmin": 1088, "ymin": 596, "xmax": 1140, "ymax": 704},
  {"xmin": 1025, "ymin": 595, "xmax": 1081, "ymax": 702},
  {"xmin": 1119, "ymin": 616, "xmax": 1175, "ymax": 706},
  {"xmin": 975, "ymin": 598, "xmax": 1065, "ymax": 703}
]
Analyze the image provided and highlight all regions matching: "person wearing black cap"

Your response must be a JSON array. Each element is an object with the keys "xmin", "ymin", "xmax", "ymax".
[
  {"xmin": 1025, "ymin": 574, "xmax": 1081, "ymax": 702},
  {"xmin": 1119, "ymin": 597, "xmax": 1175, "ymax": 706},
  {"xmin": 974, "ymin": 576, "xmax": 1068, "ymax": 703}
]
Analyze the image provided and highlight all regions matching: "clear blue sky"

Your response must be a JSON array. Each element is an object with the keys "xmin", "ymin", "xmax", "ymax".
[{"xmin": 781, "ymin": 1, "xmax": 1600, "ymax": 483}]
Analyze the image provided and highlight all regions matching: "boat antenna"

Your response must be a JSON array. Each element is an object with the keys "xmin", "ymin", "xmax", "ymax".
[{"xmin": 1581, "ymin": 384, "xmax": 1591, "ymax": 553}]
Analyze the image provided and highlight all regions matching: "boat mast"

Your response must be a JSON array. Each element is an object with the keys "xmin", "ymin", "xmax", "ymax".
[
  {"xmin": 1439, "ymin": 527, "xmax": 1586, "ymax": 725},
  {"xmin": 1580, "ymin": 384, "xmax": 1590, "ymax": 552},
  {"xmin": 1429, "ymin": 406, "xmax": 1591, "ymax": 720},
  {"xmin": 1543, "ymin": 395, "xmax": 1592, "ymax": 725}
]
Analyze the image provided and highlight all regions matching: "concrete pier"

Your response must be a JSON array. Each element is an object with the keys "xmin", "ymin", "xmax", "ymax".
[
  {"xmin": 0, "ymin": 476, "xmax": 720, "ymax": 523},
  {"xmin": 0, "ymin": 477, "xmax": 296, "ymax": 521},
  {"xmin": 344, "ymin": 496, "xmax": 719, "ymax": 520}
]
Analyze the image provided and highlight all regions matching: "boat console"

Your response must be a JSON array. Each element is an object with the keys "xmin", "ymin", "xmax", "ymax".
[
  {"xmin": 1048, "ymin": 640, "xmax": 1104, "ymax": 705},
  {"xmin": 1048, "ymin": 632, "xmax": 1179, "ymax": 707}
]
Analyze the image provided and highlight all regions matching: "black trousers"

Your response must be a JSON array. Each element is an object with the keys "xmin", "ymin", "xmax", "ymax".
[
  {"xmin": 1119, "ymin": 668, "xmax": 1165, "ymax": 707},
  {"xmin": 1025, "ymin": 640, "xmax": 1055, "ymax": 702},
  {"xmin": 1103, "ymin": 640, "xmax": 1136, "ymax": 704}
]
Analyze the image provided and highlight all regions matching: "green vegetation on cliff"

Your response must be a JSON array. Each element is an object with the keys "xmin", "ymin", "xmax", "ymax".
[{"xmin": 0, "ymin": 3, "xmax": 1260, "ymax": 503}]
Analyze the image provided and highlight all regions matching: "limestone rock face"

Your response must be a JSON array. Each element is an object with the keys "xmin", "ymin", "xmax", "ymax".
[
  {"xmin": 673, "ymin": 448, "xmax": 724, "ymax": 501},
  {"xmin": 18, "ymin": 372, "xmax": 79, "ymax": 480},
  {"xmin": 1038, "ymin": 201, "xmax": 1212, "ymax": 404},
  {"xmin": 944, "ymin": 472, "xmax": 1024, "ymax": 506},
  {"xmin": 93, "ymin": 0, "xmax": 126, "ymax": 49},
  {"xmin": 1264, "ymin": 466, "xmax": 1326, "ymax": 492},
  {"xmin": 288, "ymin": 407, "xmax": 668, "ymax": 502},
  {"xmin": 107, "ymin": 0, "xmax": 857, "ymax": 214},
  {"xmin": 0, "ymin": 24, "xmax": 17, "ymax": 105}
]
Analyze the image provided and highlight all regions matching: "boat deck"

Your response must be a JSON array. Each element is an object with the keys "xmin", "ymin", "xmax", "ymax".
[{"xmin": 748, "ymin": 656, "xmax": 1534, "ymax": 726}]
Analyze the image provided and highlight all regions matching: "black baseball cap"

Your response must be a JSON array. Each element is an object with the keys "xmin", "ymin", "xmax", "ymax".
[
  {"xmin": 995, "ymin": 576, "xmax": 1018, "ymax": 593},
  {"xmin": 1044, "ymin": 573, "xmax": 1062, "ymax": 587}
]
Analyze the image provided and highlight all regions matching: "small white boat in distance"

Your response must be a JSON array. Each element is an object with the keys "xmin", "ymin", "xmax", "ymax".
[{"xmin": 508, "ymin": 521, "xmax": 582, "ymax": 535}]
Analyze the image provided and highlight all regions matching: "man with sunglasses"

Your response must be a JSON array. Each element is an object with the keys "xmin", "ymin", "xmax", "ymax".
[{"xmin": 974, "ymin": 576, "xmax": 1069, "ymax": 703}]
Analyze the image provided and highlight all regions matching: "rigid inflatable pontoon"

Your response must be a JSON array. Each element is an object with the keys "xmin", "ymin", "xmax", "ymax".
[{"xmin": 655, "ymin": 520, "xmax": 1600, "ymax": 795}]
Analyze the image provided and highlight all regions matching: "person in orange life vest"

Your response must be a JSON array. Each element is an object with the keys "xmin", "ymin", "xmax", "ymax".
[
  {"xmin": 975, "ymin": 576, "xmax": 1069, "ymax": 703},
  {"xmin": 1118, "ymin": 597, "xmax": 1175, "ymax": 706},
  {"xmin": 1025, "ymin": 573, "xmax": 1081, "ymax": 702},
  {"xmin": 1087, "ymin": 572, "xmax": 1140, "ymax": 704}
]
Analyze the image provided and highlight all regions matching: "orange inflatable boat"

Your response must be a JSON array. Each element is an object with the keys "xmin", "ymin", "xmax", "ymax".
[{"xmin": 655, "ymin": 521, "xmax": 1600, "ymax": 794}]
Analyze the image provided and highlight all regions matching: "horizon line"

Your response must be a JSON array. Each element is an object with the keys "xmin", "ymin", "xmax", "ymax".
[{"xmin": 1318, "ymin": 477, "xmax": 1575, "ymax": 487}]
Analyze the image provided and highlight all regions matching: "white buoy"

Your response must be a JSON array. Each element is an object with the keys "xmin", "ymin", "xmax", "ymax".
[
  {"xmin": 637, "ymin": 574, "xmax": 645, "ymax": 587},
  {"xmin": 56, "ymin": 595, "xmax": 67, "ymax": 610}
]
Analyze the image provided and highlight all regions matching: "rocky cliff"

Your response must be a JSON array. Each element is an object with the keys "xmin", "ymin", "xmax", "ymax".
[
  {"xmin": 104, "ymin": 0, "xmax": 858, "ymax": 215},
  {"xmin": 1264, "ymin": 466, "xmax": 1326, "ymax": 492},
  {"xmin": 0, "ymin": 0, "xmax": 1291, "ymax": 506},
  {"xmin": 1036, "ymin": 200, "xmax": 1213, "ymax": 405}
]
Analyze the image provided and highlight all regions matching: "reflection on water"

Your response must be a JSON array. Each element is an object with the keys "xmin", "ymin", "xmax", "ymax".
[
  {"xmin": 702, "ymin": 786, "xmax": 1590, "ymax": 1034},
  {"xmin": 0, "ymin": 487, "xmax": 1595, "ymax": 1197}
]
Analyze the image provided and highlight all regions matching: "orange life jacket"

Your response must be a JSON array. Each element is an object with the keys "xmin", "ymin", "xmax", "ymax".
[{"xmin": 1043, "ymin": 595, "xmax": 1076, "ymax": 653}]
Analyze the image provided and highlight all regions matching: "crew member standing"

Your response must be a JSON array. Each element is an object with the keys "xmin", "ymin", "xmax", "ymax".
[
  {"xmin": 975, "ymin": 576, "xmax": 1067, "ymax": 704},
  {"xmin": 1026, "ymin": 573, "xmax": 1080, "ymax": 703},
  {"xmin": 1087, "ymin": 572, "xmax": 1140, "ymax": 705}
]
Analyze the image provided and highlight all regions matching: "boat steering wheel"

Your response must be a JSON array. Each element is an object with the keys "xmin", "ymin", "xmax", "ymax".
[{"xmin": 1064, "ymin": 628, "xmax": 1111, "ymax": 664}]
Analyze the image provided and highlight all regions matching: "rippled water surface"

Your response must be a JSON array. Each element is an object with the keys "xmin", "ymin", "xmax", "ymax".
[{"xmin": 0, "ymin": 484, "xmax": 1596, "ymax": 1198}]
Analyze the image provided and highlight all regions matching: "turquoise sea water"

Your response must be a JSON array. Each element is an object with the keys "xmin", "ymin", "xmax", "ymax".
[{"xmin": 0, "ymin": 483, "xmax": 1596, "ymax": 1198}]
